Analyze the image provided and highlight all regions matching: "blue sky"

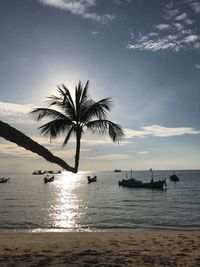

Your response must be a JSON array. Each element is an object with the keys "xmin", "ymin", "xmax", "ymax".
[{"xmin": 0, "ymin": 0, "xmax": 200, "ymax": 172}]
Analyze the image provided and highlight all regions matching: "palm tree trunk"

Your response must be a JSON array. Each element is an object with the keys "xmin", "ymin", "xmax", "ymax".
[
  {"xmin": 0, "ymin": 120, "xmax": 76, "ymax": 173},
  {"xmin": 74, "ymin": 130, "xmax": 81, "ymax": 173}
]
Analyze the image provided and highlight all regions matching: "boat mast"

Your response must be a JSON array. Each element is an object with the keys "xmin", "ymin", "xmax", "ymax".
[{"xmin": 150, "ymin": 168, "xmax": 153, "ymax": 180}]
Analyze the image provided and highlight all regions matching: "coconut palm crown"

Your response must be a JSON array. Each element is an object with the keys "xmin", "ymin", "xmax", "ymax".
[{"xmin": 29, "ymin": 81, "xmax": 124, "ymax": 173}]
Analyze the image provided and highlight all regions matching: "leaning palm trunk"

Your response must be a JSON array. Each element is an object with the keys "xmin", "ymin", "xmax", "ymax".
[{"xmin": 0, "ymin": 120, "xmax": 76, "ymax": 173}]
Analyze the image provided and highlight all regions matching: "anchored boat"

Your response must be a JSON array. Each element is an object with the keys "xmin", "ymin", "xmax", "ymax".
[
  {"xmin": 87, "ymin": 176, "xmax": 97, "ymax": 184},
  {"xmin": 118, "ymin": 169, "xmax": 167, "ymax": 189}
]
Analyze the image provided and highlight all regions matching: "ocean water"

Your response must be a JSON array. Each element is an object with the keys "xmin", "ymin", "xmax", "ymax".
[{"xmin": 0, "ymin": 170, "xmax": 199, "ymax": 232}]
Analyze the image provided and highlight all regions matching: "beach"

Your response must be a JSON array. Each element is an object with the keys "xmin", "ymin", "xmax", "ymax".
[{"xmin": 0, "ymin": 231, "xmax": 200, "ymax": 266}]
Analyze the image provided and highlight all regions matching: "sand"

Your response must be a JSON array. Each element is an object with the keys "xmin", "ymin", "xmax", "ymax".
[{"xmin": 0, "ymin": 231, "xmax": 200, "ymax": 266}]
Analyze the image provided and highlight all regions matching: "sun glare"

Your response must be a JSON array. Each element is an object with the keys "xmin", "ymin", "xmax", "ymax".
[{"xmin": 48, "ymin": 171, "xmax": 89, "ymax": 231}]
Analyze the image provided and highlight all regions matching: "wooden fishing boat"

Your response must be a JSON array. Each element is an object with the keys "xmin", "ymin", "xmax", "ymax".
[
  {"xmin": 32, "ymin": 170, "xmax": 45, "ymax": 175},
  {"xmin": 0, "ymin": 177, "xmax": 10, "ymax": 183},
  {"xmin": 118, "ymin": 168, "xmax": 167, "ymax": 189},
  {"xmin": 87, "ymin": 176, "xmax": 97, "ymax": 184},
  {"xmin": 44, "ymin": 175, "xmax": 54, "ymax": 184},
  {"xmin": 118, "ymin": 178, "xmax": 166, "ymax": 189}
]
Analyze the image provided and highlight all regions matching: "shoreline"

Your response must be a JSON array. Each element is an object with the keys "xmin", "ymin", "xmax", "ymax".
[{"xmin": 0, "ymin": 230, "xmax": 200, "ymax": 266}]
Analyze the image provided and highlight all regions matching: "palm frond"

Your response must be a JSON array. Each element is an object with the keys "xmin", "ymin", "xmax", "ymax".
[
  {"xmin": 39, "ymin": 119, "xmax": 75, "ymax": 139},
  {"xmin": 29, "ymin": 108, "xmax": 68, "ymax": 121},
  {"xmin": 80, "ymin": 80, "xmax": 89, "ymax": 104},
  {"xmin": 81, "ymin": 98, "xmax": 112, "ymax": 122},
  {"xmin": 46, "ymin": 86, "xmax": 76, "ymax": 120},
  {"xmin": 75, "ymin": 81, "xmax": 83, "ymax": 117},
  {"xmin": 62, "ymin": 125, "xmax": 76, "ymax": 148},
  {"xmin": 61, "ymin": 84, "xmax": 76, "ymax": 111},
  {"xmin": 86, "ymin": 119, "xmax": 124, "ymax": 142}
]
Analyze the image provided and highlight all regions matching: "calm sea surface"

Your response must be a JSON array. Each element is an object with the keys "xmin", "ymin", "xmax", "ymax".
[{"xmin": 0, "ymin": 170, "xmax": 199, "ymax": 232}]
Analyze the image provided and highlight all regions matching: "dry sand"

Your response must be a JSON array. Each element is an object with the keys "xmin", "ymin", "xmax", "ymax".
[{"xmin": 0, "ymin": 231, "xmax": 200, "ymax": 266}]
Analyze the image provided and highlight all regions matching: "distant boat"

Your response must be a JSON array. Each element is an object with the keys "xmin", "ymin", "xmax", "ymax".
[
  {"xmin": 169, "ymin": 174, "xmax": 180, "ymax": 182},
  {"xmin": 0, "ymin": 177, "xmax": 10, "ymax": 183},
  {"xmin": 44, "ymin": 175, "xmax": 54, "ymax": 184},
  {"xmin": 44, "ymin": 170, "xmax": 62, "ymax": 174},
  {"xmin": 32, "ymin": 170, "xmax": 45, "ymax": 175},
  {"xmin": 87, "ymin": 176, "xmax": 97, "ymax": 184},
  {"xmin": 114, "ymin": 169, "xmax": 122, "ymax": 172}
]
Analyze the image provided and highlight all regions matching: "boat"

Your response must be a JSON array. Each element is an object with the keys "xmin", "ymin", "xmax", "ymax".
[
  {"xmin": 32, "ymin": 170, "xmax": 45, "ymax": 175},
  {"xmin": 169, "ymin": 174, "xmax": 180, "ymax": 182},
  {"xmin": 118, "ymin": 169, "xmax": 167, "ymax": 189},
  {"xmin": 114, "ymin": 169, "xmax": 122, "ymax": 172},
  {"xmin": 44, "ymin": 175, "xmax": 54, "ymax": 183},
  {"xmin": 44, "ymin": 170, "xmax": 62, "ymax": 174},
  {"xmin": 118, "ymin": 178, "xmax": 166, "ymax": 189},
  {"xmin": 0, "ymin": 177, "xmax": 10, "ymax": 183},
  {"xmin": 87, "ymin": 176, "xmax": 97, "ymax": 184}
]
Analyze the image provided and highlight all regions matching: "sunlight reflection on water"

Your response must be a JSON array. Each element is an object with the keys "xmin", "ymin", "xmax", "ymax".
[{"xmin": 47, "ymin": 172, "xmax": 89, "ymax": 231}]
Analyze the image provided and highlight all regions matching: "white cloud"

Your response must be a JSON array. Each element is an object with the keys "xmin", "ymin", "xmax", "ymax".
[
  {"xmin": 39, "ymin": 0, "xmax": 95, "ymax": 14},
  {"xmin": 183, "ymin": 34, "xmax": 198, "ymax": 43},
  {"xmin": 175, "ymin": 13, "xmax": 187, "ymax": 21},
  {"xmin": 128, "ymin": 37, "xmax": 178, "ymax": 52},
  {"xmin": 173, "ymin": 22, "xmax": 184, "ymax": 31},
  {"xmin": 156, "ymin": 24, "xmax": 170, "ymax": 30},
  {"xmin": 125, "ymin": 125, "xmax": 200, "ymax": 138},
  {"xmin": 82, "ymin": 13, "xmax": 114, "ymax": 24},
  {"xmin": 141, "ymin": 125, "xmax": 200, "ymax": 137},
  {"xmin": 191, "ymin": 2, "xmax": 200, "ymax": 13},
  {"xmin": 38, "ymin": 0, "xmax": 114, "ymax": 23},
  {"xmin": 0, "ymin": 101, "xmax": 33, "ymax": 115},
  {"xmin": 164, "ymin": 6, "xmax": 179, "ymax": 20},
  {"xmin": 128, "ymin": 1, "xmax": 200, "ymax": 52},
  {"xmin": 0, "ymin": 101, "xmax": 34, "ymax": 124}
]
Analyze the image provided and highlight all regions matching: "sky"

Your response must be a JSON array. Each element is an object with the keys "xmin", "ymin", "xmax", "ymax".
[{"xmin": 0, "ymin": 0, "xmax": 200, "ymax": 172}]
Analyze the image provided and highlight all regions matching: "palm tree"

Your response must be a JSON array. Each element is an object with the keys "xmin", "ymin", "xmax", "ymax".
[{"xmin": 29, "ymin": 80, "xmax": 124, "ymax": 173}]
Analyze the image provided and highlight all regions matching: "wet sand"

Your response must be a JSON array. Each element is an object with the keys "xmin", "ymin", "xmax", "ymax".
[{"xmin": 0, "ymin": 231, "xmax": 200, "ymax": 266}]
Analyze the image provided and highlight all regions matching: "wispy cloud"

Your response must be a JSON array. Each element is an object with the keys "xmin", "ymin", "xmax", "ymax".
[
  {"xmin": 138, "ymin": 151, "xmax": 149, "ymax": 154},
  {"xmin": 0, "ymin": 101, "xmax": 34, "ymax": 124},
  {"xmin": 125, "ymin": 125, "xmax": 200, "ymax": 138},
  {"xmin": 128, "ymin": 1, "xmax": 200, "ymax": 52},
  {"xmin": 87, "ymin": 153, "xmax": 134, "ymax": 160},
  {"xmin": 38, "ymin": 0, "xmax": 114, "ymax": 23},
  {"xmin": 0, "ymin": 142, "xmax": 37, "ymax": 158}
]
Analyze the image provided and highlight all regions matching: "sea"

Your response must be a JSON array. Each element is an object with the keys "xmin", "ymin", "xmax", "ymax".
[{"xmin": 0, "ymin": 170, "xmax": 199, "ymax": 232}]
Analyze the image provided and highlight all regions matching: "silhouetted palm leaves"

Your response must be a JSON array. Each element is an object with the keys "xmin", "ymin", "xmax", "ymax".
[{"xmin": 29, "ymin": 80, "xmax": 124, "ymax": 172}]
